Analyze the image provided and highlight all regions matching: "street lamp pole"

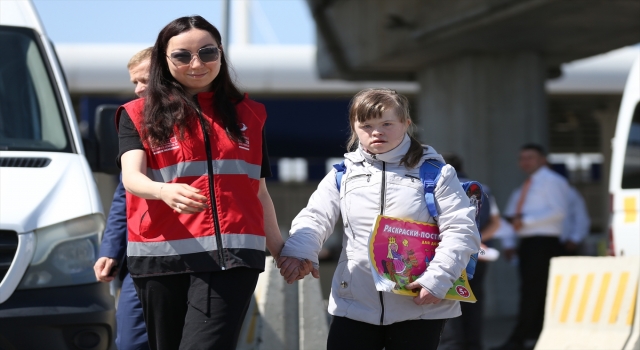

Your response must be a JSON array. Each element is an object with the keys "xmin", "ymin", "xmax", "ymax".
[{"xmin": 221, "ymin": 0, "xmax": 231, "ymax": 49}]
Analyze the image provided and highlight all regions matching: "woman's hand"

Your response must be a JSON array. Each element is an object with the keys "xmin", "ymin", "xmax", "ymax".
[
  {"xmin": 159, "ymin": 183, "xmax": 208, "ymax": 214},
  {"xmin": 404, "ymin": 281, "xmax": 442, "ymax": 305},
  {"xmin": 121, "ymin": 150, "xmax": 206, "ymax": 214}
]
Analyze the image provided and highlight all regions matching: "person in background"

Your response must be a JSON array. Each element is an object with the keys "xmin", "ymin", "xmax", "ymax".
[
  {"xmin": 92, "ymin": 47, "xmax": 152, "ymax": 350},
  {"xmin": 546, "ymin": 161, "xmax": 591, "ymax": 255},
  {"xmin": 439, "ymin": 153, "xmax": 502, "ymax": 350},
  {"xmin": 494, "ymin": 143, "xmax": 571, "ymax": 350},
  {"xmin": 560, "ymin": 184, "xmax": 590, "ymax": 255},
  {"xmin": 500, "ymin": 185, "xmax": 589, "ymax": 258}
]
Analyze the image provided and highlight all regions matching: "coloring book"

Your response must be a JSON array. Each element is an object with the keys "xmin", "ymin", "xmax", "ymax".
[{"xmin": 368, "ymin": 215, "xmax": 477, "ymax": 302}]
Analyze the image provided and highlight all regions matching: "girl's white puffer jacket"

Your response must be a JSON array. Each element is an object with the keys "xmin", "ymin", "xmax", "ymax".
[{"xmin": 281, "ymin": 135, "xmax": 481, "ymax": 325}]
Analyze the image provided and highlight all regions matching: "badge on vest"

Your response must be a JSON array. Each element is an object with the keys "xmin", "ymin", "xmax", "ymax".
[
  {"xmin": 151, "ymin": 136, "xmax": 180, "ymax": 154},
  {"xmin": 239, "ymin": 123, "xmax": 250, "ymax": 151}
]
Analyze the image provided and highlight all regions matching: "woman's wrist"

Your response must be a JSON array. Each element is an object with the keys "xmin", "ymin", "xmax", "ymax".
[
  {"xmin": 269, "ymin": 242, "xmax": 284, "ymax": 259},
  {"xmin": 157, "ymin": 183, "xmax": 165, "ymax": 200},
  {"xmin": 270, "ymin": 244, "xmax": 284, "ymax": 267}
]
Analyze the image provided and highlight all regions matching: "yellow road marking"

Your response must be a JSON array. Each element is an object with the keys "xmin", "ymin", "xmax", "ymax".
[
  {"xmin": 576, "ymin": 273, "xmax": 594, "ymax": 323},
  {"xmin": 592, "ymin": 273, "xmax": 611, "ymax": 323},
  {"xmin": 560, "ymin": 275, "xmax": 578, "ymax": 323},
  {"xmin": 627, "ymin": 284, "xmax": 638, "ymax": 326},
  {"xmin": 609, "ymin": 272, "xmax": 630, "ymax": 324}
]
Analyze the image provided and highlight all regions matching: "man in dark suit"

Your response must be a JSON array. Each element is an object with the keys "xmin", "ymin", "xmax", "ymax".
[{"xmin": 93, "ymin": 47, "xmax": 151, "ymax": 350}]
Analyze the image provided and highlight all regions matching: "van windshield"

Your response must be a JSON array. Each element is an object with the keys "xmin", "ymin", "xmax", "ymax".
[
  {"xmin": 0, "ymin": 26, "xmax": 71, "ymax": 152},
  {"xmin": 622, "ymin": 102, "xmax": 640, "ymax": 189}
]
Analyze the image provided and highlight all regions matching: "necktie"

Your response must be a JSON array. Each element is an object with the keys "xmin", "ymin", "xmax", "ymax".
[{"xmin": 515, "ymin": 177, "xmax": 532, "ymax": 217}]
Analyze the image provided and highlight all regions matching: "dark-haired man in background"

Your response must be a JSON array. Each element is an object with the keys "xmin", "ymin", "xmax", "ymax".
[{"xmin": 495, "ymin": 144, "xmax": 572, "ymax": 350}]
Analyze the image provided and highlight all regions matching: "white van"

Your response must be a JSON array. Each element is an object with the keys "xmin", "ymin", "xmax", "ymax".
[
  {"xmin": 0, "ymin": 1, "xmax": 115, "ymax": 349},
  {"xmin": 609, "ymin": 51, "xmax": 640, "ymax": 257}
]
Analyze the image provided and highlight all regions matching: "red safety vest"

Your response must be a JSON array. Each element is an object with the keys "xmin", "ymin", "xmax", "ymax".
[{"xmin": 116, "ymin": 92, "xmax": 266, "ymax": 276}]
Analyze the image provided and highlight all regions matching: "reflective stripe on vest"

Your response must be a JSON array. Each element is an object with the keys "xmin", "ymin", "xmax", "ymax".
[
  {"xmin": 147, "ymin": 159, "xmax": 261, "ymax": 183},
  {"xmin": 127, "ymin": 233, "xmax": 266, "ymax": 257}
]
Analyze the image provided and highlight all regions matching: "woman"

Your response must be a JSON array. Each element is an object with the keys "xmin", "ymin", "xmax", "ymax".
[
  {"xmin": 279, "ymin": 89, "xmax": 480, "ymax": 350},
  {"xmin": 117, "ymin": 15, "xmax": 295, "ymax": 349}
]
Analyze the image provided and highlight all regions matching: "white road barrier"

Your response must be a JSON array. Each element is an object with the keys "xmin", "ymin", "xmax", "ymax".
[
  {"xmin": 237, "ymin": 295, "xmax": 261, "ymax": 349},
  {"xmin": 535, "ymin": 256, "xmax": 639, "ymax": 350},
  {"xmin": 299, "ymin": 274, "xmax": 329, "ymax": 350},
  {"xmin": 237, "ymin": 257, "xmax": 329, "ymax": 350},
  {"xmin": 625, "ymin": 282, "xmax": 640, "ymax": 350}
]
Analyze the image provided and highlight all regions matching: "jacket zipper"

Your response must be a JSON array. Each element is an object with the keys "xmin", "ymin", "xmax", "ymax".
[
  {"xmin": 379, "ymin": 160, "xmax": 386, "ymax": 325},
  {"xmin": 406, "ymin": 174, "xmax": 419, "ymax": 182},
  {"xmin": 195, "ymin": 103, "xmax": 227, "ymax": 270}
]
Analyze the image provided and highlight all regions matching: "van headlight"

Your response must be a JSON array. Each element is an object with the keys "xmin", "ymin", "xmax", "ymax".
[{"xmin": 18, "ymin": 214, "xmax": 105, "ymax": 289}]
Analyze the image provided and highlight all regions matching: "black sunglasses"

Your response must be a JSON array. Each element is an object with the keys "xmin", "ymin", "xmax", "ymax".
[{"xmin": 167, "ymin": 46, "xmax": 220, "ymax": 66}]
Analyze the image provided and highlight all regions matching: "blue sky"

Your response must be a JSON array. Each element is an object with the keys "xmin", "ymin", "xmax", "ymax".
[{"xmin": 32, "ymin": 0, "xmax": 315, "ymax": 45}]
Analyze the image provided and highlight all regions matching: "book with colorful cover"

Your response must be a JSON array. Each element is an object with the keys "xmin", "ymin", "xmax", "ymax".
[{"xmin": 368, "ymin": 215, "xmax": 477, "ymax": 303}]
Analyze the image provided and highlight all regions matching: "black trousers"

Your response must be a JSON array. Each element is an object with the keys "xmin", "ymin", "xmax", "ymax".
[
  {"xmin": 438, "ymin": 260, "xmax": 488, "ymax": 350},
  {"xmin": 508, "ymin": 236, "xmax": 562, "ymax": 344},
  {"xmin": 132, "ymin": 267, "xmax": 260, "ymax": 350},
  {"xmin": 327, "ymin": 316, "xmax": 446, "ymax": 350}
]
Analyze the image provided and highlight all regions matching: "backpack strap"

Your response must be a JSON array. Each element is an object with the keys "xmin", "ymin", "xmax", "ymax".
[
  {"xmin": 419, "ymin": 160, "xmax": 445, "ymax": 218},
  {"xmin": 333, "ymin": 161, "xmax": 347, "ymax": 192}
]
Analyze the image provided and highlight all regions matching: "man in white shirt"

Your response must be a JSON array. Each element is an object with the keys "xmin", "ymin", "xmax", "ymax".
[{"xmin": 494, "ymin": 144, "xmax": 571, "ymax": 350}]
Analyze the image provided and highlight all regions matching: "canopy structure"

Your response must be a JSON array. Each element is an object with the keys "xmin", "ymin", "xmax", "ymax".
[{"xmin": 56, "ymin": 44, "xmax": 637, "ymax": 96}]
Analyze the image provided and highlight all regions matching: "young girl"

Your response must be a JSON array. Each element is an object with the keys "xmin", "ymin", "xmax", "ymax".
[{"xmin": 279, "ymin": 88, "xmax": 480, "ymax": 350}]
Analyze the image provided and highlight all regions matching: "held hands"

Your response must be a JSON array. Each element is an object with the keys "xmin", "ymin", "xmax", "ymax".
[
  {"xmin": 158, "ymin": 183, "xmax": 208, "ymax": 214},
  {"xmin": 508, "ymin": 215, "xmax": 524, "ymax": 232},
  {"xmin": 93, "ymin": 257, "xmax": 118, "ymax": 282},
  {"xmin": 404, "ymin": 281, "xmax": 442, "ymax": 306},
  {"xmin": 277, "ymin": 256, "xmax": 320, "ymax": 284}
]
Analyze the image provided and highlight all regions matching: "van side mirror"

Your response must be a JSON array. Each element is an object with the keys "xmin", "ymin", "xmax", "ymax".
[{"xmin": 93, "ymin": 104, "xmax": 120, "ymax": 175}]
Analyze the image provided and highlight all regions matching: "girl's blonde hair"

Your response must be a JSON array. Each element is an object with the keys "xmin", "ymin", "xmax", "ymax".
[{"xmin": 347, "ymin": 88, "xmax": 423, "ymax": 168}]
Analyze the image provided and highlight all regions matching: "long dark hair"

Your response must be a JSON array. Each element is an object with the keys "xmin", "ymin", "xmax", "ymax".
[
  {"xmin": 347, "ymin": 88, "xmax": 423, "ymax": 168},
  {"xmin": 143, "ymin": 15, "xmax": 244, "ymax": 146}
]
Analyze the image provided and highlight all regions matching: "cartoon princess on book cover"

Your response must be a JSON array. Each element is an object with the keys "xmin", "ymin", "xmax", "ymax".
[{"xmin": 368, "ymin": 215, "xmax": 476, "ymax": 302}]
